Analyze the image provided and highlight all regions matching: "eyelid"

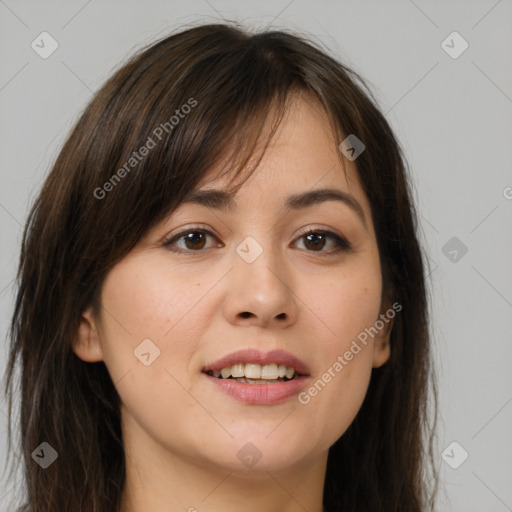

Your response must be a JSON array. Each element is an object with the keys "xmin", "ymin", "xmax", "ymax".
[{"xmin": 164, "ymin": 223, "xmax": 215, "ymax": 240}]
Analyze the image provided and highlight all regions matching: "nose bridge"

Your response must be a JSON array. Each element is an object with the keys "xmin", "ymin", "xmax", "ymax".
[
  {"xmin": 234, "ymin": 231, "xmax": 284, "ymax": 290},
  {"xmin": 223, "ymin": 230, "xmax": 298, "ymax": 326}
]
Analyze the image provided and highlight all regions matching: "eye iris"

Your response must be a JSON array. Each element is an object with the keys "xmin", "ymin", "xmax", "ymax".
[
  {"xmin": 304, "ymin": 232, "xmax": 325, "ymax": 251},
  {"xmin": 185, "ymin": 231, "xmax": 206, "ymax": 250}
]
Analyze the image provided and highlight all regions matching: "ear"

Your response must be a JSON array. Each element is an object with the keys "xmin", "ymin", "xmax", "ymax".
[
  {"xmin": 73, "ymin": 306, "xmax": 104, "ymax": 362},
  {"xmin": 372, "ymin": 306, "xmax": 394, "ymax": 368}
]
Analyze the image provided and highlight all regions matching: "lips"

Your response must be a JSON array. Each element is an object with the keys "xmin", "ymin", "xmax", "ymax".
[
  {"xmin": 201, "ymin": 348, "xmax": 311, "ymax": 377},
  {"xmin": 201, "ymin": 348, "xmax": 311, "ymax": 405}
]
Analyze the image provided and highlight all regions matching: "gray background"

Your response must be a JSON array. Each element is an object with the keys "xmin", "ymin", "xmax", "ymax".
[{"xmin": 1, "ymin": 1, "xmax": 511, "ymax": 511}]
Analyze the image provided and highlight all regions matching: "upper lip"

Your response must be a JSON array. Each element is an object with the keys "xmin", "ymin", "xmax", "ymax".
[{"xmin": 202, "ymin": 348, "xmax": 311, "ymax": 376}]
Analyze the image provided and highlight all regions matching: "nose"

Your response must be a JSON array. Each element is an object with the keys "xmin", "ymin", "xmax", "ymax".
[{"xmin": 222, "ymin": 240, "xmax": 299, "ymax": 329}]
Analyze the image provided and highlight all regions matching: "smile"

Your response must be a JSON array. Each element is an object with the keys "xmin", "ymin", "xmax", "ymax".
[
  {"xmin": 206, "ymin": 362, "xmax": 300, "ymax": 383},
  {"xmin": 201, "ymin": 348, "xmax": 311, "ymax": 405}
]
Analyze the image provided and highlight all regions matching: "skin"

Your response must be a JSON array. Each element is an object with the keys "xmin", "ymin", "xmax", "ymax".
[{"xmin": 74, "ymin": 92, "xmax": 393, "ymax": 512}]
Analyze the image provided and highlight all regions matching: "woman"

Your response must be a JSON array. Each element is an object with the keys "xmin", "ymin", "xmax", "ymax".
[{"xmin": 4, "ymin": 22, "xmax": 438, "ymax": 512}]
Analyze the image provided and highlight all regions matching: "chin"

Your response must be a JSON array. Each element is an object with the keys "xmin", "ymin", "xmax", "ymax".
[
  {"xmin": 202, "ymin": 432, "xmax": 316, "ymax": 475},
  {"xmin": 213, "ymin": 452, "xmax": 309, "ymax": 477}
]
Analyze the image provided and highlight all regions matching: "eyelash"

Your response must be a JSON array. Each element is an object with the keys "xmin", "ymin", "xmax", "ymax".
[{"xmin": 163, "ymin": 225, "xmax": 352, "ymax": 256}]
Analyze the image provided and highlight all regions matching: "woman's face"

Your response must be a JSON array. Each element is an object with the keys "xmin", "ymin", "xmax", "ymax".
[{"xmin": 74, "ymin": 93, "xmax": 392, "ymax": 476}]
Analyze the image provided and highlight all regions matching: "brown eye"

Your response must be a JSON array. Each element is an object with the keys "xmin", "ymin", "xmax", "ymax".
[
  {"xmin": 302, "ymin": 232, "xmax": 328, "ymax": 251},
  {"xmin": 181, "ymin": 231, "xmax": 208, "ymax": 250},
  {"xmin": 164, "ymin": 228, "xmax": 221, "ymax": 253},
  {"xmin": 295, "ymin": 229, "xmax": 352, "ymax": 255}
]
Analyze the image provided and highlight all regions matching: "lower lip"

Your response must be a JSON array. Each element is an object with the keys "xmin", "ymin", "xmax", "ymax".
[{"xmin": 203, "ymin": 373, "xmax": 310, "ymax": 405}]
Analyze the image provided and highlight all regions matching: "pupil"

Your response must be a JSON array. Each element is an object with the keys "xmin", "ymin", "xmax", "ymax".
[
  {"xmin": 306, "ymin": 233, "xmax": 324, "ymax": 250},
  {"xmin": 186, "ymin": 232, "xmax": 205, "ymax": 249}
]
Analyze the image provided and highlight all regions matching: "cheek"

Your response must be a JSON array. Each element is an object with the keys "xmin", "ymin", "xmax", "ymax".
[
  {"xmin": 100, "ymin": 259, "xmax": 190, "ymax": 336},
  {"xmin": 305, "ymin": 250, "xmax": 383, "ymax": 349},
  {"xmin": 96, "ymin": 256, "xmax": 211, "ymax": 385},
  {"xmin": 95, "ymin": 258, "xmax": 211, "ymax": 451},
  {"xmin": 297, "ymin": 251, "xmax": 382, "ymax": 439},
  {"xmin": 297, "ymin": 326, "xmax": 376, "ymax": 447}
]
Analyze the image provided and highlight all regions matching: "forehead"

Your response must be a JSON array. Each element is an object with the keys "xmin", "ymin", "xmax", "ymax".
[
  {"xmin": 185, "ymin": 93, "xmax": 371, "ymax": 222},
  {"xmin": 202, "ymin": 92, "xmax": 360, "ymax": 183}
]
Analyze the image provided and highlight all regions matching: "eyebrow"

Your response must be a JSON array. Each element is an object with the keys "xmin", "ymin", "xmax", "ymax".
[{"xmin": 182, "ymin": 187, "xmax": 367, "ymax": 228}]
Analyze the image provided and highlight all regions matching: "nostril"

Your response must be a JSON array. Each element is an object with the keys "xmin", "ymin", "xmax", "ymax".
[{"xmin": 240, "ymin": 312, "xmax": 253, "ymax": 318}]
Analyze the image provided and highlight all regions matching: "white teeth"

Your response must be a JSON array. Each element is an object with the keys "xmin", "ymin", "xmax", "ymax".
[
  {"xmin": 244, "ymin": 363, "xmax": 261, "ymax": 379},
  {"xmin": 261, "ymin": 363, "xmax": 278, "ymax": 380},
  {"xmin": 210, "ymin": 363, "xmax": 299, "ymax": 380},
  {"xmin": 221, "ymin": 367, "xmax": 232, "ymax": 379},
  {"xmin": 231, "ymin": 363, "xmax": 244, "ymax": 378}
]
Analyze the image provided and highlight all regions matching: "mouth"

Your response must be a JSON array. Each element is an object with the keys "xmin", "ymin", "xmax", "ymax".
[{"xmin": 201, "ymin": 349, "xmax": 311, "ymax": 404}]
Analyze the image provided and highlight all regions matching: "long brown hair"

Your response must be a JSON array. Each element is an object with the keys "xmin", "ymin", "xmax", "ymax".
[{"xmin": 3, "ymin": 22, "xmax": 438, "ymax": 512}]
